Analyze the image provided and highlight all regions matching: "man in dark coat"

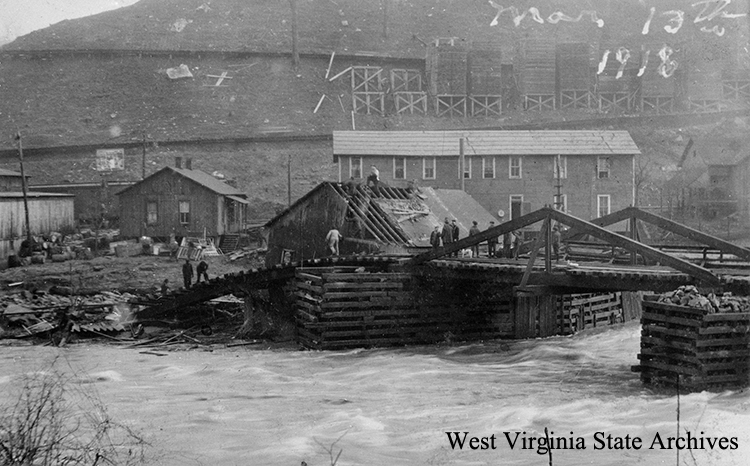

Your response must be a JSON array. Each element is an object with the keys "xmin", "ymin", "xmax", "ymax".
[
  {"xmin": 451, "ymin": 219, "xmax": 460, "ymax": 257},
  {"xmin": 441, "ymin": 218, "xmax": 454, "ymax": 254},
  {"xmin": 469, "ymin": 220, "xmax": 481, "ymax": 258},
  {"xmin": 182, "ymin": 259, "xmax": 194, "ymax": 289},
  {"xmin": 196, "ymin": 260, "xmax": 209, "ymax": 283},
  {"xmin": 486, "ymin": 221, "xmax": 498, "ymax": 258}
]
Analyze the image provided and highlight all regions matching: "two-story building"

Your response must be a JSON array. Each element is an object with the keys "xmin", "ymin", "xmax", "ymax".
[{"xmin": 333, "ymin": 130, "xmax": 639, "ymax": 221}]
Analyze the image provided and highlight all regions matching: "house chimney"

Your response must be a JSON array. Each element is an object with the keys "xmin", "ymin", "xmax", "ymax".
[
  {"xmin": 175, "ymin": 156, "xmax": 182, "ymax": 169},
  {"xmin": 185, "ymin": 158, "xmax": 192, "ymax": 170}
]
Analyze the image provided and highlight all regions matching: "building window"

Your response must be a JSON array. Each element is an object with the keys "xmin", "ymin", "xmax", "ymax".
[
  {"xmin": 350, "ymin": 157, "xmax": 363, "ymax": 179},
  {"xmin": 553, "ymin": 155, "xmax": 567, "ymax": 179},
  {"xmin": 393, "ymin": 157, "xmax": 406, "ymax": 180},
  {"xmin": 597, "ymin": 194, "xmax": 611, "ymax": 218},
  {"xmin": 423, "ymin": 157, "xmax": 436, "ymax": 180},
  {"xmin": 482, "ymin": 157, "xmax": 495, "ymax": 179},
  {"xmin": 597, "ymin": 157, "xmax": 610, "ymax": 179},
  {"xmin": 510, "ymin": 194, "xmax": 524, "ymax": 219},
  {"xmin": 146, "ymin": 201, "xmax": 158, "ymax": 225},
  {"xmin": 461, "ymin": 157, "xmax": 472, "ymax": 179},
  {"xmin": 553, "ymin": 193, "xmax": 567, "ymax": 212},
  {"xmin": 179, "ymin": 201, "xmax": 191, "ymax": 225},
  {"xmin": 509, "ymin": 156, "xmax": 522, "ymax": 179}
]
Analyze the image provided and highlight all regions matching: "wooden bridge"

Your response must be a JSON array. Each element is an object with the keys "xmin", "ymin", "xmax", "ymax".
[{"xmin": 133, "ymin": 207, "xmax": 750, "ymax": 348}]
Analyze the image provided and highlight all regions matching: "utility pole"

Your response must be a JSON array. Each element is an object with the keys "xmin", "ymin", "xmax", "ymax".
[
  {"xmin": 142, "ymin": 132, "xmax": 147, "ymax": 179},
  {"xmin": 289, "ymin": 0, "xmax": 300, "ymax": 72},
  {"xmin": 382, "ymin": 0, "xmax": 388, "ymax": 40},
  {"xmin": 15, "ymin": 132, "xmax": 32, "ymax": 246},
  {"xmin": 459, "ymin": 137, "xmax": 465, "ymax": 191},
  {"xmin": 287, "ymin": 153, "xmax": 292, "ymax": 206}
]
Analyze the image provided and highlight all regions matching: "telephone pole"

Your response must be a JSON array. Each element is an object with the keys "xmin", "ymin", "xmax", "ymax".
[{"xmin": 15, "ymin": 132, "xmax": 32, "ymax": 245}]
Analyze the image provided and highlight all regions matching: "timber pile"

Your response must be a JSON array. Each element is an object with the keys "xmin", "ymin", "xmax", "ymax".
[
  {"xmin": 295, "ymin": 267, "xmax": 416, "ymax": 349},
  {"xmin": 294, "ymin": 267, "xmax": 515, "ymax": 349},
  {"xmin": 635, "ymin": 291, "xmax": 750, "ymax": 392},
  {"xmin": 558, "ymin": 292, "xmax": 623, "ymax": 335}
]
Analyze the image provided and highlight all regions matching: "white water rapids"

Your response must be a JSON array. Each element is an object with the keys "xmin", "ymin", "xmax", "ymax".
[{"xmin": 1, "ymin": 321, "xmax": 748, "ymax": 465}]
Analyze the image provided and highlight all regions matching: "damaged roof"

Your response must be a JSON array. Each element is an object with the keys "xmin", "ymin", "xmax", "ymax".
[{"xmin": 266, "ymin": 182, "xmax": 497, "ymax": 248}]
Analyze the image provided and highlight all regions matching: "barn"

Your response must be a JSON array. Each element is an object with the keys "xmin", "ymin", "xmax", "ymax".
[
  {"xmin": 117, "ymin": 158, "xmax": 248, "ymax": 240},
  {"xmin": 264, "ymin": 181, "xmax": 498, "ymax": 266}
]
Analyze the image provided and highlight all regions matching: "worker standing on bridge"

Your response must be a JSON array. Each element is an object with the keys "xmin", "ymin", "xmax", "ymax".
[
  {"xmin": 512, "ymin": 231, "xmax": 523, "ymax": 260},
  {"xmin": 442, "ymin": 218, "xmax": 454, "ymax": 253},
  {"xmin": 552, "ymin": 225, "xmax": 562, "ymax": 262},
  {"xmin": 451, "ymin": 219, "xmax": 460, "ymax": 257},
  {"xmin": 486, "ymin": 221, "xmax": 497, "ymax": 258},
  {"xmin": 430, "ymin": 225, "xmax": 441, "ymax": 252},
  {"xmin": 469, "ymin": 221, "xmax": 481, "ymax": 257},
  {"xmin": 182, "ymin": 259, "xmax": 194, "ymax": 289}
]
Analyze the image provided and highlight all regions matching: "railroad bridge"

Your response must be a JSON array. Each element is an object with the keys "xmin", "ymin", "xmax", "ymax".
[{"xmin": 135, "ymin": 207, "xmax": 750, "ymax": 349}]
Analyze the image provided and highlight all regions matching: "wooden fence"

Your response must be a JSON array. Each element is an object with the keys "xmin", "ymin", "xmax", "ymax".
[{"xmin": 635, "ymin": 297, "xmax": 750, "ymax": 391}]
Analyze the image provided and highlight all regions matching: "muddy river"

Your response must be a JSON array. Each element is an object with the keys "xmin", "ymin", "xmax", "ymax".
[{"xmin": 1, "ymin": 322, "xmax": 748, "ymax": 465}]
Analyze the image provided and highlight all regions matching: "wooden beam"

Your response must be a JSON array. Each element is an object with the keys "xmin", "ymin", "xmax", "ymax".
[
  {"xmin": 629, "ymin": 208, "xmax": 750, "ymax": 261},
  {"xmin": 520, "ymin": 216, "xmax": 549, "ymax": 288},
  {"xmin": 408, "ymin": 208, "xmax": 550, "ymax": 265},
  {"xmin": 547, "ymin": 209, "xmax": 720, "ymax": 285}
]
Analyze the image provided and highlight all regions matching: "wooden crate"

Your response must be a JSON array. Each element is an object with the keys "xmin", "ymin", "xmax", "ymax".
[{"xmin": 635, "ymin": 298, "xmax": 750, "ymax": 392}]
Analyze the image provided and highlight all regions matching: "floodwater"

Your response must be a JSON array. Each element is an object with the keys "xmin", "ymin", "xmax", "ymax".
[{"xmin": 1, "ymin": 322, "xmax": 748, "ymax": 466}]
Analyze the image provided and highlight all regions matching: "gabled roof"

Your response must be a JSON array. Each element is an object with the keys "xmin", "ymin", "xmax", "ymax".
[
  {"xmin": 117, "ymin": 166, "xmax": 246, "ymax": 197},
  {"xmin": 333, "ymin": 130, "xmax": 641, "ymax": 160}
]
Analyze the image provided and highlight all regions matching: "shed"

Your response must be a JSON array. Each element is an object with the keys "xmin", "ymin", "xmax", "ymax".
[
  {"xmin": 264, "ymin": 182, "xmax": 497, "ymax": 266},
  {"xmin": 116, "ymin": 161, "xmax": 248, "ymax": 239},
  {"xmin": 0, "ymin": 192, "xmax": 74, "ymax": 264}
]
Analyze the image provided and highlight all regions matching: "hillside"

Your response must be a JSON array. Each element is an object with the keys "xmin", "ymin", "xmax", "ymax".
[{"xmin": 1, "ymin": 0, "xmax": 749, "ymax": 218}]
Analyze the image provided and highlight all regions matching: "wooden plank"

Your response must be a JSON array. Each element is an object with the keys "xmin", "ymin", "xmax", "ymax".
[
  {"xmin": 323, "ymin": 291, "xmax": 393, "ymax": 299},
  {"xmin": 695, "ymin": 337, "xmax": 750, "ymax": 347},
  {"xmin": 296, "ymin": 299, "xmax": 321, "ymax": 313},
  {"xmin": 700, "ymin": 326, "xmax": 750, "ymax": 335},
  {"xmin": 321, "ymin": 273, "xmax": 410, "ymax": 280},
  {"xmin": 642, "ymin": 324, "xmax": 699, "ymax": 340},
  {"xmin": 296, "ymin": 281, "xmax": 323, "ymax": 294},
  {"xmin": 323, "ymin": 282, "xmax": 405, "ymax": 291},
  {"xmin": 703, "ymin": 313, "xmax": 750, "ymax": 322},
  {"xmin": 295, "ymin": 271, "xmax": 323, "ymax": 283},
  {"xmin": 642, "ymin": 312, "xmax": 702, "ymax": 328},
  {"xmin": 637, "ymin": 358, "xmax": 702, "ymax": 376},
  {"xmin": 642, "ymin": 335, "xmax": 695, "ymax": 352}
]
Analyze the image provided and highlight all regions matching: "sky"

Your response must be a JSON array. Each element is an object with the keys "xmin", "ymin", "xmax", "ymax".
[{"xmin": 0, "ymin": 0, "xmax": 140, "ymax": 45}]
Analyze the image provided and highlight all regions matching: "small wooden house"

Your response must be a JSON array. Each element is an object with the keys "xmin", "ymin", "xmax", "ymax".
[
  {"xmin": 117, "ymin": 159, "xmax": 248, "ymax": 239},
  {"xmin": 264, "ymin": 182, "xmax": 498, "ymax": 266}
]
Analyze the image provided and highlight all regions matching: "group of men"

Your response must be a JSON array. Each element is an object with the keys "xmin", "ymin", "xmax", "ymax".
[
  {"xmin": 430, "ymin": 218, "xmax": 564, "ymax": 260},
  {"xmin": 430, "ymin": 218, "xmax": 462, "ymax": 256},
  {"xmin": 180, "ymin": 258, "xmax": 209, "ymax": 291}
]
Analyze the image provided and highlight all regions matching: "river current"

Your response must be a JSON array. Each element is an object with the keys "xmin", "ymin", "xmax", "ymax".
[{"xmin": 1, "ymin": 321, "xmax": 748, "ymax": 465}]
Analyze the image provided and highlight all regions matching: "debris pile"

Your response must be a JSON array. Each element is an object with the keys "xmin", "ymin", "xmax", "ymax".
[
  {"xmin": 657, "ymin": 285, "xmax": 750, "ymax": 313},
  {"xmin": 0, "ymin": 290, "xmax": 138, "ymax": 340}
]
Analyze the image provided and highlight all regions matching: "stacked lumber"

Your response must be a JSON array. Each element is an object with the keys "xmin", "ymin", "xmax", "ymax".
[
  {"xmin": 295, "ymin": 267, "xmax": 415, "ymax": 349},
  {"xmin": 558, "ymin": 292, "xmax": 623, "ymax": 335},
  {"xmin": 635, "ymin": 291, "xmax": 750, "ymax": 392}
]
